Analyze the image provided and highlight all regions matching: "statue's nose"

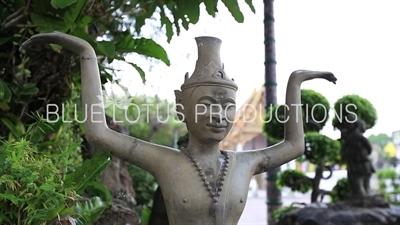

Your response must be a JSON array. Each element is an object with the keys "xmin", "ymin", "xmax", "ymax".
[{"xmin": 211, "ymin": 106, "xmax": 226, "ymax": 124}]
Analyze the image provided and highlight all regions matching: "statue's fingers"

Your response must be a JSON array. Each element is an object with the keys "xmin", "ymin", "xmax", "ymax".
[
  {"xmin": 20, "ymin": 35, "xmax": 55, "ymax": 50},
  {"xmin": 20, "ymin": 32, "xmax": 91, "ymax": 55}
]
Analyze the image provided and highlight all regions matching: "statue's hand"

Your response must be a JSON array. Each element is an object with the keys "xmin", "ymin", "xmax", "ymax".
[
  {"xmin": 20, "ymin": 32, "xmax": 92, "ymax": 55},
  {"xmin": 290, "ymin": 70, "xmax": 337, "ymax": 84},
  {"xmin": 319, "ymin": 72, "xmax": 337, "ymax": 84}
]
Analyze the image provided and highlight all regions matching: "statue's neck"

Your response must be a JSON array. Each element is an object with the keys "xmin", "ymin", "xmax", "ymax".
[{"xmin": 186, "ymin": 139, "xmax": 221, "ymax": 160}]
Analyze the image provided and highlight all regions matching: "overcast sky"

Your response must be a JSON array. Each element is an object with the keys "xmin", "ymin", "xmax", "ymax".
[{"xmin": 111, "ymin": 0, "xmax": 400, "ymax": 140}]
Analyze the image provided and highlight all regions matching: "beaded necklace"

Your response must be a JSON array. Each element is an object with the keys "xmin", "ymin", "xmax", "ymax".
[{"xmin": 181, "ymin": 148, "xmax": 230, "ymax": 215}]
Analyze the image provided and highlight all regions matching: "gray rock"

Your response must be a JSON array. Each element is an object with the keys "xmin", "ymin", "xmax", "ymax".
[{"xmin": 277, "ymin": 203, "xmax": 400, "ymax": 225}]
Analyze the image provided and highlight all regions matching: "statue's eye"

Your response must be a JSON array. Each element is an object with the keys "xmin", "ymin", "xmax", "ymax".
[
  {"xmin": 216, "ymin": 71, "xmax": 223, "ymax": 78},
  {"xmin": 198, "ymin": 102, "xmax": 212, "ymax": 108},
  {"xmin": 223, "ymin": 104, "xmax": 235, "ymax": 110}
]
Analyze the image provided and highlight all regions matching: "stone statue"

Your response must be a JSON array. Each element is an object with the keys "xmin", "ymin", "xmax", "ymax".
[
  {"xmin": 340, "ymin": 114, "xmax": 375, "ymax": 197},
  {"xmin": 21, "ymin": 32, "xmax": 337, "ymax": 225}
]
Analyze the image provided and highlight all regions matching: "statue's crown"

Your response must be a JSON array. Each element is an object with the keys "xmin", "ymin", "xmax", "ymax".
[{"xmin": 180, "ymin": 36, "xmax": 238, "ymax": 91}]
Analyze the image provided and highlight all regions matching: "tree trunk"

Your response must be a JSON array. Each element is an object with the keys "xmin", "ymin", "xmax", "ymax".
[
  {"xmin": 264, "ymin": 0, "xmax": 281, "ymax": 224},
  {"xmin": 311, "ymin": 164, "xmax": 323, "ymax": 202}
]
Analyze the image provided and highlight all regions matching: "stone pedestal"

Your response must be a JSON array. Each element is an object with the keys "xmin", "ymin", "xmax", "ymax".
[{"xmin": 278, "ymin": 196, "xmax": 400, "ymax": 225}]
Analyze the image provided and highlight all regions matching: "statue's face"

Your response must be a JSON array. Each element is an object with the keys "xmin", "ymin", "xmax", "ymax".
[{"xmin": 182, "ymin": 86, "xmax": 236, "ymax": 143}]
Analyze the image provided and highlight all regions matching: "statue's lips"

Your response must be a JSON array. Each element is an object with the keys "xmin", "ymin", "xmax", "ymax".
[{"xmin": 207, "ymin": 124, "xmax": 227, "ymax": 132}]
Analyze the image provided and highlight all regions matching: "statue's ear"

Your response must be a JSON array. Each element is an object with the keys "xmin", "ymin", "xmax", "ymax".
[{"xmin": 174, "ymin": 90, "xmax": 185, "ymax": 122}]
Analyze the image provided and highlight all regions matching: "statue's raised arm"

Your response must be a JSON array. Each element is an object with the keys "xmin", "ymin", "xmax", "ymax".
[
  {"xmin": 20, "ymin": 32, "xmax": 171, "ymax": 175},
  {"xmin": 244, "ymin": 70, "xmax": 337, "ymax": 175}
]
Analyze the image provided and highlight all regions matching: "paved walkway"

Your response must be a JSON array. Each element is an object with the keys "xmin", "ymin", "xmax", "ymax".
[
  {"xmin": 238, "ymin": 195, "xmax": 267, "ymax": 225},
  {"xmin": 238, "ymin": 170, "xmax": 349, "ymax": 224},
  {"xmin": 238, "ymin": 190, "xmax": 313, "ymax": 225}
]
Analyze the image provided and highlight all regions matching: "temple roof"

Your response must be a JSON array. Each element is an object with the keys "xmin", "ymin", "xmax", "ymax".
[{"xmin": 220, "ymin": 86, "xmax": 265, "ymax": 150}]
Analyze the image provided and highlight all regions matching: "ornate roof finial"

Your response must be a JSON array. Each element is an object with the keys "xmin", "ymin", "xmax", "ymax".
[{"xmin": 180, "ymin": 36, "xmax": 238, "ymax": 91}]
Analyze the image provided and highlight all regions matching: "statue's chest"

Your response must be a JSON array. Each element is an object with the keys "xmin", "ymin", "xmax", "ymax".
[{"xmin": 159, "ymin": 156, "xmax": 251, "ymax": 220}]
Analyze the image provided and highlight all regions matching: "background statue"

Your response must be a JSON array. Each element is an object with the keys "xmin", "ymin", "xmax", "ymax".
[
  {"xmin": 340, "ymin": 114, "xmax": 375, "ymax": 197},
  {"xmin": 21, "ymin": 32, "xmax": 337, "ymax": 225}
]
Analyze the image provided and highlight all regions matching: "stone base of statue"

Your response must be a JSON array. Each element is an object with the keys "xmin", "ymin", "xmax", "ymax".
[
  {"xmin": 93, "ymin": 203, "xmax": 140, "ymax": 225},
  {"xmin": 277, "ymin": 195, "xmax": 400, "ymax": 225},
  {"xmin": 343, "ymin": 194, "xmax": 389, "ymax": 208}
]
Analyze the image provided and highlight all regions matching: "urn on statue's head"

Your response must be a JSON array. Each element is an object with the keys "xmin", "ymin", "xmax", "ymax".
[{"xmin": 180, "ymin": 36, "xmax": 238, "ymax": 91}]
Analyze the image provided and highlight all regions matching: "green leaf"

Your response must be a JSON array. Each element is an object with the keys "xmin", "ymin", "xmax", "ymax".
[
  {"xmin": 0, "ymin": 193, "xmax": 20, "ymax": 204},
  {"xmin": 97, "ymin": 41, "xmax": 116, "ymax": 59},
  {"xmin": 64, "ymin": 0, "xmax": 88, "ymax": 27},
  {"xmin": 203, "ymin": 0, "xmax": 217, "ymax": 17},
  {"xmin": 39, "ymin": 183, "xmax": 54, "ymax": 192},
  {"xmin": 46, "ymin": 198, "xmax": 69, "ymax": 220},
  {"xmin": 75, "ymin": 196, "xmax": 108, "ymax": 223},
  {"xmin": 51, "ymin": 0, "xmax": 77, "ymax": 9},
  {"xmin": 0, "ymin": 37, "xmax": 10, "ymax": 47},
  {"xmin": 30, "ymin": 13, "xmax": 69, "ymax": 33},
  {"xmin": 20, "ymin": 83, "xmax": 39, "ymax": 96},
  {"xmin": 65, "ymin": 151, "xmax": 111, "ymax": 194},
  {"xmin": 160, "ymin": 8, "xmax": 174, "ymax": 43},
  {"xmin": 245, "ymin": 0, "xmax": 256, "ymax": 13},
  {"xmin": 25, "ymin": 118, "xmax": 64, "ymax": 143},
  {"xmin": 0, "ymin": 114, "xmax": 25, "ymax": 138},
  {"xmin": 85, "ymin": 182, "xmax": 112, "ymax": 205},
  {"xmin": 185, "ymin": 0, "xmax": 200, "ymax": 24},
  {"xmin": 171, "ymin": 11, "xmax": 181, "ymax": 36},
  {"xmin": 76, "ymin": 15, "xmax": 92, "ymax": 29},
  {"xmin": 221, "ymin": 0, "xmax": 244, "ymax": 23},
  {"xmin": 71, "ymin": 29, "xmax": 97, "ymax": 47},
  {"xmin": 0, "ymin": 81, "xmax": 4, "ymax": 100},
  {"xmin": 126, "ymin": 61, "xmax": 146, "ymax": 83},
  {"xmin": 181, "ymin": 16, "xmax": 189, "ymax": 30},
  {"xmin": 0, "ymin": 79, "xmax": 12, "ymax": 102},
  {"xmin": 0, "ymin": 102, "xmax": 10, "ymax": 111},
  {"xmin": 115, "ymin": 35, "xmax": 170, "ymax": 66}
]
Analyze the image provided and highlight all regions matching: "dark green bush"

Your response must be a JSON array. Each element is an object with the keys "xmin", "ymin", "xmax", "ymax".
[
  {"xmin": 277, "ymin": 169, "xmax": 312, "ymax": 194},
  {"xmin": 303, "ymin": 132, "xmax": 342, "ymax": 165},
  {"xmin": 330, "ymin": 178, "xmax": 351, "ymax": 202},
  {"xmin": 264, "ymin": 89, "xmax": 330, "ymax": 142},
  {"xmin": 332, "ymin": 94, "xmax": 377, "ymax": 130}
]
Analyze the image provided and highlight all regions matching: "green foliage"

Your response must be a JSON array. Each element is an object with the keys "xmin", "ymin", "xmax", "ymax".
[
  {"xmin": 127, "ymin": 164, "xmax": 158, "ymax": 207},
  {"xmin": 0, "ymin": 0, "xmax": 255, "ymax": 222},
  {"xmin": 368, "ymin": 133, "xmax": 391, "ymax": 149},
  {"xmin": 266, "ymin": 89, "xmax": 341, "ymax": 201},
  {"xmin": 377, "ymin": 168, "xmax": 397, "ymax": 180},
  {"xmin": 264, "ymin": 89, "xmax": 330, "ymax": 142},
  {"xmin": 74, "ymin": 196, "xmax": 110, "ymax": 225},
  {"xmin": 0, "ymin": 136, "xmax": 111, "ymax": 224},
  {"xmin": 106, "ymin": 94, "xmax": 187, "ymax": 146},
  {"xmin": 0, "ymin": 138, "xmax": 67, "ymax": 225},
  {"xmin": 0, "ymin": 109, "xmax": 111, "ymax": 224},
  {"xmin": 138, "ymin": 206, "xmax": 152, "ymax": 225},
  {"xmin": 376, "ymin": 168, "xmax": 400, "ymax": 205},
  {"xmin": 302, "ymin": 132, "xmax": 342, "ymax": 165},
  {"xmin": 264, "ymin": 104, "xmax": 285, "ymax": 143},
  {"xmin": 65, "ymin": 152, "xmax": 111, "ymax": 195},
  {"xmin": 130, "ymin": 0, "xmax": 255, "ymax": 42},
  {"xmin": 265, "ymin": 90, "xmax": 378, "ymax": 204},
  {"xmin": 277, "ymin": 169, "xmax": 312, "ymax": 194},
  {"xmin": 330, "ymin": 178, "xmax": 351, "ymax": 203},
  {"xmin": 0, "ymin": 0, "xmax": 177, "ymax": 139},
  {"xmin": 126, "ymin": 163, "xmax": 158, "ymax": 225},
  {"xmin": 273, "ymin": 206, "xmax": 294, "ymax": 223},
  {"xmin": 301, "ymin": 89, "xmax": 331, "ymax": 130},
  {"xmin": 332, "ymin": 94, "xmax": 377, "ymax": 130}
]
